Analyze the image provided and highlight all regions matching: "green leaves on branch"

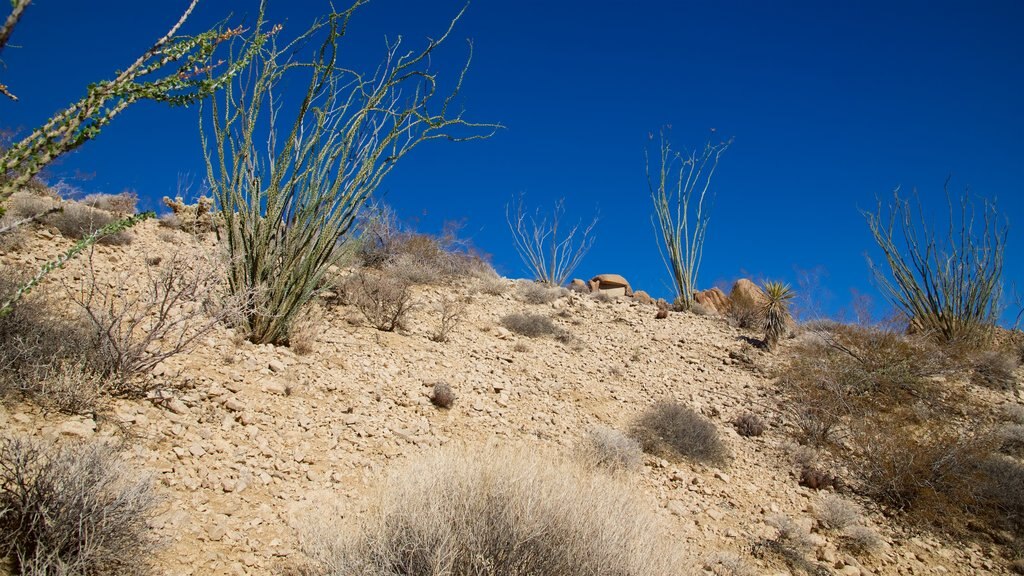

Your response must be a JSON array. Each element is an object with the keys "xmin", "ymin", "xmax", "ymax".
[
  {"xmin": 864, "ymin": 186, "xmax": 1007, "ymax": 345},
  {"xmin": 203, "ymin": 2, "xmax": 498, "ymax": 345},
  {"xmin": 0, "ymin": 0, "xmax": 274, "ymax": 210},
  {"xmin": 646, "ymin": 129, "xmax": 731, "ymax": 311}
]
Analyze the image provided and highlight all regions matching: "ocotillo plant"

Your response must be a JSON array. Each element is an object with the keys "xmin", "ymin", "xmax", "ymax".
[
  {"xmin": 0, "ymin": 0, "xmax": 272, "ymax": 213},
  {"xmin": 761, "ymin": 281, "xmax": 795, "ymax": 351},
  {"xmin": 647, "ymin": 129, "xmax": 731, "ymax": 310},
  {"xmin": 202, "ymin": 3, "xmax": 497, "ymax": 345},
  {"xmin": 506, "ymin": 194, "xmax": 598, "ymax": 286},
  {"xmin": 864, "ymin": 186, "xmax": 1006, "ymax": 345}
]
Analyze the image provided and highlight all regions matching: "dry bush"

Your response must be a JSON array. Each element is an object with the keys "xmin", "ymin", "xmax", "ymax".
[
  {"xmin": 702, "ymin": 552, "xmax": 757, "ymax": 576},
  {"xmin": 758, "ymin": 514, "xmax": 823, "ymax": 574},
  {"xmin": 299, "ymin": 446, "xmax": 684, "ymax": 576},
  {"xmin": 68, "ymin": 252, "xmax": 231, "ymax": 394},
  {"xmin": 592, "ymin": 290, "xmax": 615, "ymax": 304},
  {"xmin": 978, "ymin": 454, "xmax": 1024, "ymax": 531},
  {"xmin": 429, "ymin": 383, "xmax": 456, "ymax": 409},
  {"xmin": 515, "ymin": 281, "xmax": 564, "ymax": 305},
  {"xmin": 578, "ymin": 426, "xmax": 643, "ymax": 472},
  {"xmin": 0, "ymin": 436, "xmax": 156, "ymax": 575},
  {"xmin": 0, "ymin": 274, "xmax": 101, "ymax": 413},
  {"xmin": 631, "ymin": 401, "xmax": 728, "ymax": 465},
  {"xmin": 840, "ymin": 525, "xmax": 884, "ymax": 555},
  {"xmin": 734, "ymin": 412, "xmax": 765, "ymax": 437},
  {"xmin": 343, "ymin": 271, "xmax": 414, "ymax": 332},
  {"xmin": 1005, "ymin": 404, "xmax": 1024, "ymax": 425},
  {"xmin": 727, "ymin": 300, "xmax": 761, "ymax": 330},
  {"xmin": 81, "ymin": 192, "xmax": 138, "ymax": 215},
  {"xmin": 4, "ymin": 192, "xmax": 56, "ymax": 220},
  {"xmin": 287, "ymin": 304, "xmax": 322, "ymax": 355},
  {"xmin": 812, "ymin": 495, "xmax": 861, "ymax": 530},
  {"xmin": 971, "ymin": 350, "xmax": 1019, "ymax": 390},
  {"xmin": 476, "ymin": 275, "xmax": 507, "ymax": 296},
  {"xmin": 44, "ymin": 203, "xmax": 132, "ymax": 245},
  {"xmin": 690, "ymin": 302, "xmax": 714, "ymax": 316},
  {"xmin": 430, "ymin": 296, "xmax": 464, "ymax": 343},
  {"xmin": 499, "ymin": 311, "xmax": 561, "ymax": 338},
  {"xmin": 1000, "ymin": 425, "xmax": 1024, "ymax": 457}
]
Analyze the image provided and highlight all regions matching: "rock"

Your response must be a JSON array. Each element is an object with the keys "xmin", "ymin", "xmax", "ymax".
[
  {"xmin": 666, "ymin": 500, "xmax": 688, "ymax": 517},
  {"xmin": 589, "ymin": 274, "xmax": 633, "ymax": 297},
  {"xmin": 695, "ymin": 287, "xmax": 730, "ymax": 313},
  {"xmin": 58, "ymin": 418, "xmax": 96, "ymax": 439},
  {"xmin": 263, "ymin": 380, "xmax": 288, "ymax": 395},
  {"xmin": 730, "ymin": 278, "xmax": 766, "ymax": 310},
  {"xmin": 224, "ymin": 397, "xmax": 246, "ymax": 412},
  {"xmin": 167, "ymin": 398, "xmax": 189, "ymax": 415},
  {"xmin": 268, "ymin": 359, "xmax": 286, "ymax": 373},
  {"xmin": 189, "ymin": 444, "xmax": 207, "ymax": 457},
  {"xmin": 632, "ymin": 290, "xmax": 654, "ymax": 305},
  {"xmin": 568, "ymin": 279, "xmax": 589, "ymax": 293}
]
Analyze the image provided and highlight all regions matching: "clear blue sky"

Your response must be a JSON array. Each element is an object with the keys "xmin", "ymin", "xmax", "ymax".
[{"xmin": 2, "ymin": 1, "xmax": 1022, "ymax": 322}]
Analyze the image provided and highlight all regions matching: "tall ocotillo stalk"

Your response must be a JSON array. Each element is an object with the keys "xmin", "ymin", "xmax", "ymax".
[
  {"xmin": 646, "ymin": 129, "xmax": 731, "ymax": 310},
  {"xmin": 0, "ymin": 0, "xmax": 271, "ymax": 212},
  {"xmin": 0, "ymin": 0, "xmax": 31, "ymax": 101},
  {"xmin": 864, "ymin": 185, "xmax": 1007, "ymax": 345},
  {"xmin": 202, "ymin": 3, "xmax": 498, "ymax": 345}
]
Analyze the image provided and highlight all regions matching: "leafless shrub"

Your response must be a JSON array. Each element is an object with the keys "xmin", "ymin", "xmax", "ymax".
[
  {"xmin": 431, "ymin": 296, "xmax": 465, "ymax": 343},
  {"xmin": 793, "ymin": 403, "xmax": 841, "ymax": 447},
  {"xmin": 506, "ymin": 194, "xmax": 598, "ymax": 286},
  {"xmin": 32, "ymin": 360, "xmax": 107, "ymax": 415},
  {"xmin": 512, "ymin": 341, "xmax": 530, "ymax": 353},
  {"xmin": 344, "ymin": 271, "xmax": 415, "ymax": 332},
  {"xmin": 978, "ymin": 454, "xmax": 1024, "ymax": 532},
  {"xmin": 578, "ymin": 426, "xmax": 643, "ymax": 472},
  {"xmin": 734, "ymin": 413, "xmax": 765, "ymax": 437},
  {"xmin": 971, "ymin": 350, "xmax": 1019, "ymax": 390},
  {"xmin": 515, "ymin": 281, "xmax": 564, "ymax": 305},
  {"xmin": 631, "ymin": 401, "xmax": 728, "ymax": 465},
  {"xmin": 81, "ymin": 191, "xmax": 138, "ymax": 215},
  {"xmin": 813, "ymin": 495, "xmax": 862, "ymax": 530},
  {"xmin": 727, "ymin": 300, "xmax": 761, "ymax": 330},
  {"xmin": 429, "ymin": 383, "xmax": 456, "ymax": 409},
  {"xmin": 0, "ymin": 436, "xmax": 156, "ymax": 575},
  {"xmin": 299, "ymin": 446, "xmax": 684, "ymax": 575},
  {"xmin": 764, "ymin": 514, "xmax": 816, "ymax": 556},
  {"xmin": 287, "ymin": 304, "xmax": 321, "ymax": 356},
  {"xmin": 592, "ymin": 290, "xmax": 615, "ymax": 304},
  {"xmin": 841, "ymin": 525, "xmax": 884, "ymax": 555},
  {"xmin": 998, "ymin": 425, "xmax": 1024, "ymax": 457},
  {"xmin": 44, "ymin": 202, "xmax": 132, "ymax": 245},
  {"xmin": 500, "ymin": 312, "xmax": 560, "ymax": 338},
  {"xmin": 68, "ymin": 251, "xmax": 231, "ymax": 394},
  {"xmin": 477, "ymin": 275, "xmax": 507, "ymax": 296},
  {"xmin": 1005, "ymin": 404, "xmax": 1024, "ymax": 425},
  {"xmin": 782, "ymin": 441, "xmax": 819, "ymax": 470}
]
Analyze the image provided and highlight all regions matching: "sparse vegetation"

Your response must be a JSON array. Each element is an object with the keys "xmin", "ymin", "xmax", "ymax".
[
  {"xmin": 506, "ymin": 194, "xmax": 597, "ymax": 286},
  {"xmin": 578, "ymin": 426, "xmax": 643, "ymax": 471},
  {"xmin": 344, "ymin": 271, "xmax": 415, "ymax": 332},
  {"xmin": 646, "ymin": 129, "xmax": 731, "ymax": 310},
  {"xmin": 812, "ymin": 494, "xmax": 861, "ymax": 530},
  {"xmin": 864, "ymin": 187, "xmax": 1007, "ymax": 346},
  {"xmin": 500, "ymin": 311, "xmax": 561, "ymax": 338},
  {"xmin": 734, "ymin": 412, "xmax": 765, "ymax": 437},
  {"xmin": 515, "ymin": 280, "xmax": 565, "ymax": 304},
  {"xmin": 431, "ymin": 296, "xmax": 465, "ymax": 343},
  {"xmin": 45, "ymin": 202, "xmax": 133, "ymax": 245},
  {"xmin": 429, "ymin": 383, "xmax": 456, "ymax": 409},
  {"xmin": 761, "ymin": 281, "xmax": 795, "ymax": 351},
  {"xmin": 299, "ymin": 447, "xmax": 682, "ymax": 575},
  {"xmin": 971, "ymin": 350, "xmax": 1019, "ymax": 390},
  {"xmin": 632, "ymin": 401, "xmax": 727, "ymax": 464},
  {"xmin": 81, "ymin": 192, "xmax": 137, "ymax": 215},
  {"xmin": 0, "ymin": 436, "xmax": 156, "ymax": 575}
]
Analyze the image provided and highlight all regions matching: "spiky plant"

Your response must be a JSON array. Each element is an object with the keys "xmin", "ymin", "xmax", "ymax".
[{"xmin": 761, "ymin": 281, "xmax": 795, "ymax": 351}]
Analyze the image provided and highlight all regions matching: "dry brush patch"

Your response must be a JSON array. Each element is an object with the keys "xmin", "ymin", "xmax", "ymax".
[
  {"xmin": 631, "ymin": 401, "xmax": 728, "ymax": 465},
  {"xmin": 299, "ymin": 446, "xmax": 685, "ymax": 576}
]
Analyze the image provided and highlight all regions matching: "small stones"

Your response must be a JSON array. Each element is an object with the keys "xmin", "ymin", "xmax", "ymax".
[{"xmin": 224, "ymin": 397, "xmax": 246, "ymax": 412}]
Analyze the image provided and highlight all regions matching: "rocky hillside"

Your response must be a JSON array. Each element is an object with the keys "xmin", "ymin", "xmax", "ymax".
[{"xmin": 1, "ymin": 206, "xmax": 1021, "ymax": 576}]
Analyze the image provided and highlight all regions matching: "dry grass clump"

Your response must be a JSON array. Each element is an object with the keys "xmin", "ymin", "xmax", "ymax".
[
  {"xmin": 515, "ymin": 281, "xmax": 565, "ymax": 305},
  {"xmin": 734, "ymin": 412, "xmax": 765, "ymax": 437},
  {"xmin": 81, "ymin": 191, "xmax": 137, "ymax": 215},
  {"xmin": 500, "ymin": 311, "xmax": 561, "ymax": 338},
  {"xmin": 299, "ymin": 446, "xmax": 683, "ymax": 576},
  {"xmin": 971, "ymin": 350, "xmax": 1019, "ymax": 390},
  {"xmin": 578, "ymin": 427, "xmax": 643, "ymax": 472},
  {"xmin": 631, "ymin": 402, "xmax": 728, "ymax": 465},
  {"xmin": 702, "ymin": 552, "xmax": 757, "ymax": 576},
  {"xmin": 812, "ymin": 494, "xmax": 861, "ymax": 530},
  {"xmin": 999, "ymin": 425, "xmax": 1024, "ymax": 457},
  {"xmin": 44, "ymin": 202, "xmax": 132, "ymax": 245},
  {"xmin": 476, "ymin": 275, "xmax": 507, "ymax": 296},
  {"xmin": 429, "ymin": 383, "xmax": 456, "ymax": 409},
  {"xmin": 0, "ymin": 436, "xmax": 156, "ymax": 576},
  {"xmin": 758, "ymin": 514, "xmax": 823, "ymax": 574},
  {"xmin": 841, "ymin": 525, "xmax": 884, "ymax": 555},
  {"xmin": 341, "ymin": 271, "xmax": 415, "ymax": 332}
]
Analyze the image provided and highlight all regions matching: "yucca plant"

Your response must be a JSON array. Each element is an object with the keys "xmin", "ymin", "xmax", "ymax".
[{"xmin": 761, "ymin": 281, "xmax": 795, "ymax": 351}]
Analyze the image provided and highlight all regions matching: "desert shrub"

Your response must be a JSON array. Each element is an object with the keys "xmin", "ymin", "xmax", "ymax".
[
  {"xmin": 515, "ymin": 281, "xmax": 564, "ymax": 305},
  {"xmin": 44, "ymin": 203, "xmax": 132, "ymax": 245},
  {"xmin": 690, "ymin": 302, "xmax": 713, "ymax": 316},
  {"xmin": 702, "ymin": 552, "xmax": 757, "ymax": 576},
  {"xmin": 506, "ymin": 194, "xmax": 598, "ymax": 286},
  {"xmin": 864, "ymin": 187, "xmax": 1005, "ymax": 346},
  {"xmin": 812, "ymin": 495, "xmax": 861, "ymax": 530},
  {"xmin": 978, "ymin": 454, "xmax": 1024, "ymax": 531},
  {"xmin": 758, "ymin": 514, "xmax": 824, "ymax": 575},
  {"xmin": 578, "ymin": 426, "xmax": 643, "ymax": 471},
  {"xmin": 734, "ymin": 412, "xmax": 765, "ymax": 437},
  {"xmin": 431, "ymin": 296, "xmax": 465, "ymax": 343},
  {"xmin": 68, "ymin": 252, "xmax": 230, "ymax": 393},
  {"xmin": 761, "ymin": 281, "xmax": 795, "ymax": 351},
  {"xmin": 1005, "ymin": 404, "xmax": 1024, "ymax": 425},
  {"xmin": 429, "ymin": 383, "xmax": 456, "ymax": 409},
  {"xmin": 631, "ymin": 401, "xmax": 727, "ymax": 464},
  {"xmin": 1000, "ymin": 425, "xmax": 1024, "ymax": 457},
  {"xmin": 499, "ymin": 312, "xmax": 560, "ymax": 338},
  {"xmin": 344, "ymin": 271, "xmax": 414, "ymax": 332},
  {"xmin": 0, "ymin": 436, "xmax": 156, "ymax": 575},
  {"xmin": 592, "ymin": 290, "xmax": 615, "ymax": 303},
  {"xmin": 287, "ymin": 304, "xmax": 321, "ymax": 355},
  {"xmin": 476, "ymin": 275, "xmax": 507, "ymax": 296},
  {"xmin": 727, "ymin": 300, "xmax": 761, "ymax": 330},
  {"xmin": 0, "ymin": 274, "xmax": 101, "ymax": 413},
  {"xmin": 160, "ymin": 196, "xmax": 218, "ymax": 234},
  {"xmin": 840, "ymin": 525, "xmax": 884, "ymax": 555},
  {"xmin": 81, "ymin": 192, "xmax": 137, "ymax": 215},
  {"xmin": 971, "ymin": 350, "xmax": 1019, "ymax": 390},
  {"xmin": 299, "ymin": 447, "xmax": 682, "ymax": 575}
]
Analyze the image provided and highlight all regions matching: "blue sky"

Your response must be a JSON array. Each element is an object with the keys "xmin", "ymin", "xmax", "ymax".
[{"xmin": 2, "ymin": 1, "xmax": 1022, "ymax": 322}]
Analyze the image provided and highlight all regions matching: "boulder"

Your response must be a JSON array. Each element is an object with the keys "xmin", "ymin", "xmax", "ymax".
[
  {"xmin": 568, "ymin": 278, "xmax": 589, "ymax": 293},
  {"xmin": 695, "ymin": 287, "xmax": 730, "ymax": 313},
  {"xmin": 632, "ymin": 290, "xmax": 654, "ymax": 305},
  {"xmin": 729, "ymin": 278, "xmax": 766, "ymax": 311},
  {"xmin": 589, "ymin": 274, "xmax": 633, "ymax": 297}
]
